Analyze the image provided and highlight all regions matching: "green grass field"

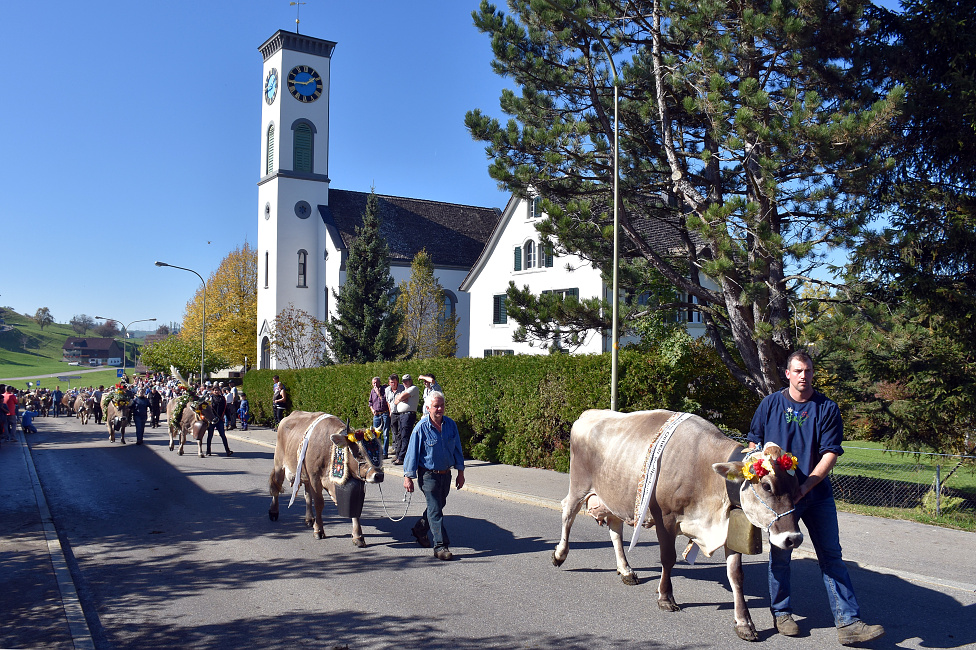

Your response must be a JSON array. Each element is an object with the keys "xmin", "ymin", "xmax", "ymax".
[{"xmin": 0, "ymin": 309, "xmax": 143, "ymax": 388}]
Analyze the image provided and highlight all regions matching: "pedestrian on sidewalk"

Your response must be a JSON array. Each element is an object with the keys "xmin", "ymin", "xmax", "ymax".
[
  {"xmin": 237, "ymin": 393, "xmax": 249, "ymax": 431},
  {"xmin": 402, "ymin": 391, "xmax": 465, "ymax": 561},
  {"xmin": 748, "ymin": 350, "xmax": 884, "ymax": 646},
  {"xmin": 384, "ymin": 375, "xmax": 403, "ymax": 463},
  {"xmin": 418, "ymin": 373, "xmax": 442, "ymax": 418},
  {"xmin": 2, "ymin": 385, "xmax": 18, "ymax": 440},
  {"xmin": 272, "ymin": 376, "xmax": 287, "ymax": 430},
  {"xmin": 368, "ymin": 377, "xmax": 390, "ymax": 458},
  {"xmin": 391, "ymin": 374, "xmax": 419, "ymax": 465},
  {"xmin": 21, "ymin": 408, "xmax": 39, "ymax": 434}
]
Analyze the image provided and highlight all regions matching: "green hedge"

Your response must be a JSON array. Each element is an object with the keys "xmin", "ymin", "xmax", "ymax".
[{"xmin": 242, "ymin": 339, "xmax": 757, "ymax": 472}]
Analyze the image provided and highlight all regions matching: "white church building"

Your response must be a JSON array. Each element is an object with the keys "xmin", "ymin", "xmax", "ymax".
[{"xmin": 255, "ymin": 29, "xmax": 705, "ymax": 368}]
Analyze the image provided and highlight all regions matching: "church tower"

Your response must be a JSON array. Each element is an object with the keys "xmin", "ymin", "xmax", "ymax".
[{"xmin": 256, "ymin": 30, "xmax": 336, "ymax": 369}]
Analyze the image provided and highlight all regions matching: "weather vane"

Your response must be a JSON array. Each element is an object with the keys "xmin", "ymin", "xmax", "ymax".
[{"xmin": 290, "ymin": 1, "xmax": 306, "ymax": 34}]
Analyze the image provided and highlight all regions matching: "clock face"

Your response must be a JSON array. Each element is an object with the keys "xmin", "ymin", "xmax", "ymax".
[
  {"xmin": 287, "ymin": 65, "xmax": 323, "ymax": 103},
  {"xmin": 265, "ymin": 68, "xmax": 278, "ymax": 105},
  {"xmin": 295, "ymin": 201, "xmax": 311, "ymax": 219}
]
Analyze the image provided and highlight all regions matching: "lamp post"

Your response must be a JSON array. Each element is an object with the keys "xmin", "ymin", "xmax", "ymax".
[
  {"xmin": 95, "ymin": 317, "xmax": 156, "ymax": 374},
  {"xmin": 536, "ymin": 1, "xmax": 621, "ymax": 410},
  {"xmin": 155, "ymin": 261, "xmax": 207, "ymax": 384}
]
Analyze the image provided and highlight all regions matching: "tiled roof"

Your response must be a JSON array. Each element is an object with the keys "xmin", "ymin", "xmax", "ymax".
[
  {"xmin": 63, "ymin": 337, "xmax": 118, "ymax": 352},
  {"xmin": 321, "ymin": 190, "xmax": 501, "ymax": 268}
]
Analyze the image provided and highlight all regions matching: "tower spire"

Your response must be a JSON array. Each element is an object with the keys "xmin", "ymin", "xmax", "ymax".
[{"xmin": 289, "ymin": 1, "xmax": 306, "ymax": 34}]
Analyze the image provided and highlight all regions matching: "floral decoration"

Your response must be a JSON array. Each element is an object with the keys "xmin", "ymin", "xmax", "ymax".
[
  {"xmin": 735, "ymin": 450, "xmax": 799, "ymax": 482},
  {"xmin": 347, "ymin": 427, "xmax": 379, "ymax": 444}
]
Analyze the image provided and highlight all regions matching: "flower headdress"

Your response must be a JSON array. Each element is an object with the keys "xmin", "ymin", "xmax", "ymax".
[
  {"xmin": 347, "ymin": 427, "xmax": 380, "ymax": 444},
  {"xmin": 736, "ymin": 449, "xmax": 798, "ymax": 482}
]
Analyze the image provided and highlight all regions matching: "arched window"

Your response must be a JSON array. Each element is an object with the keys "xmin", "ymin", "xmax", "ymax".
[
  {"xmin": 266, "ymin": 123, "xmax": 275, "ymax": 175},
  {"xmin": 293, "ymin": 123, "xmax": 313, "ymax": 172},
  {"xmin": 297, "ymin": 250, "xmax": 307, "ymax": 287},
  {"xmin": 264, "ymin": 251, "xmax": 269, "ymax": 288},
  {"xmin": 523, "ymin": 240, "xmax": 536, "ymax": 269},
  {"xmin": 440, "ymin": 290, "xmax": 457, "ymax": 326},
  {"xmin": 260, "ymin": 336, "xmax": 271, "ymax": 369}
]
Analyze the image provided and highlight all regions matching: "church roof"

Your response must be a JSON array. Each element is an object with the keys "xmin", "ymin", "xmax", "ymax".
[{"xmin": 321, "ymin": 190, "xmax": 502, "ymax": 269}]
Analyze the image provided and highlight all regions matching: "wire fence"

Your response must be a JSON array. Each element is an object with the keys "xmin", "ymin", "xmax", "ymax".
[{"xmin": 829, "ymin": 447, "xmax": 976, "ymax": 527}]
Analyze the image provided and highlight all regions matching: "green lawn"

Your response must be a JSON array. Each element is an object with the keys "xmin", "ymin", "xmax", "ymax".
[{"xmin": 0, "ymin": 309, "xmax": 142, "ymax": 386}]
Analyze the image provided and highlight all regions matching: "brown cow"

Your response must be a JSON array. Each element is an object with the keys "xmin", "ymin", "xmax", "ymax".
[
  {"xmin": 269, "ymin": 411, "xmax": 384, "ymax": 547},
  {"xmin": 105, "ymin": 400, "xmax": 133, "ymax": 444},
  {"xmin": 552, "ymin": 409, "xmax": 802, "ymax": 642},
  {"xmin": 61, "ymin": 393, "xmax": 75, "ymax": 416},
  {"xmin": 166, "ymin": 397, "xmax": 216, "ymax": 458},
  {"xmin": 74, "ymin": 393, "xmax": 94, "ymax": 425}
]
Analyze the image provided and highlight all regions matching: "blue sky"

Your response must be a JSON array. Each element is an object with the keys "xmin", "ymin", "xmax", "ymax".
[
  {"xmin": 1, "ymin": 0, "xmax": 902, "ymax": 332},
  {"xmin": 1, "ymin": 0, "xmax": 512, "ymax": 329}
]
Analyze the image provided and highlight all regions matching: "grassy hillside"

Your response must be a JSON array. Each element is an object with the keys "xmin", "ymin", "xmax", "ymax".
[{"xmin": 0, "ymin": 308, "xmax": 142, "ymax": 382}]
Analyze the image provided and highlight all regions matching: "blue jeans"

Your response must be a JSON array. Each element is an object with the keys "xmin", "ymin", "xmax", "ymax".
[
  {"xmin": 207, "ymin": 418, "xmax": 230, "ymax": 455},
  {"xmin": 417, "ymin": 470, "xmax": 452, "ymax": 551},
  {"xmin": 134, "ymin": 416, "xmax": 147, "ymax": 443},
  {"xmin": 768, "ymin": 486, "xmax": 861, "ymax": 626},
  {"xmin": 372, "ymin": 413, "xmax": 391, "ymax": 456}
]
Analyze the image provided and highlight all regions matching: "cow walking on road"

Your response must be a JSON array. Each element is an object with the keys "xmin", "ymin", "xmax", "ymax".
[
  {"xmin": 552, "ymin": 409, "xmax": 802, "ymax": 642},
  {"xmin": 269, "ymin": 412, "xmax": 384, "ymax": 547},
  {"xmin": 166, "ymin": 396, "xmax": 216, "ymax": 458}
]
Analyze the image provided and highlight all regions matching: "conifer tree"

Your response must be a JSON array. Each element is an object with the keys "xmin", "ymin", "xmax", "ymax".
[
  {"xmin": 327, "ymin": 189, "xmax": 405, "ymax": 363},
  {"xmin": 396, "ymin": 250, "xmax": 459, "ymax": 358}
]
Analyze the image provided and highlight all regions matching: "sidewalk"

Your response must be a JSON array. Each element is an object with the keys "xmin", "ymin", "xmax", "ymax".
[{"xmin": 3, "ymin": 417, "xmax": 973, "ymax": 649}]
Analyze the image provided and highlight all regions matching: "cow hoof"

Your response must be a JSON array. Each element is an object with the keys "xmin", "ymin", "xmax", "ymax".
[
  {"xmin": 315, "ymin": 530, "xmax": 326, "ymax": 540},
  {"xmin": 657, "ymin": 596, "xmax": 680, "ymax": 612},
  {"xmin": 619, "ymin": 571, "xmax": 640, "ymax": 586},
  {"xmin": 269, "ymin": 511, "xmax": 278, "ymax": 522},
  {"xmin": 304, "ymin": 519, "xmax": 315, "ymax": 528},
  {"xmin": 735, "ymin": 622, "xmax": 758, "ymax": 642},
  {"xmin": 352, "ymin": 537, "xmax": 366, "ymax": 548},
  {"xmin": 169, "ymin": 443, "xmax": 174, "ymax": 451},
  {"xmin": 178, "ymin": 449, "xmax": 184, "ymax": 456},
  {"xmin": 120, "ymin": 440, "xmax": 126, "ymax": 445},
  {"xmin": 551, "ymin": 551, "xmax": 565, "ymax": 567}
]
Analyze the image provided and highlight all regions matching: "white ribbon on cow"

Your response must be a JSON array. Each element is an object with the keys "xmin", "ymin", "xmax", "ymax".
[
  {"xmin": 629, "ymin": 411, "xmax": 693, "ymax": 551},
  {"xmin": 287, "ymin": 413, "xmax": 334, "ymax": 508}
]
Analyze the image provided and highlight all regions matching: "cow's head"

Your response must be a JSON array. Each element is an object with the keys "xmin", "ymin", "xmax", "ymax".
[
  {"xmin": 331, "ymin": 424, "xmax": 384, "ymax": 484},
  {"xmin": 713, "ymin": 443, "xmax": 803, "ymax": 550},
  {"xmin": 111, "ymin": 401, "xmax": 132, "ymax": 431}
]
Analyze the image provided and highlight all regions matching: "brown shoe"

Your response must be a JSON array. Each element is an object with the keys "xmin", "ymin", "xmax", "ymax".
[
  {"xmin": 775, "ymin": 614, "xmax": 800, "ymax": 636},
  {"xmin": 411, "ymin": 526, "xmax": 431, "ymax": 548},
  {"xmin": 434, "ymin": 547, "xmax": 453, "ymax": 561},
  {"xmin": 838, "ymin": 621, "xmax": 885, "ymax": 645}
]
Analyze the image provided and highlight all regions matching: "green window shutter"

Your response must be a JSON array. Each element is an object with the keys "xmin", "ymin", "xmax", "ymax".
[
  {"xmin": 514, "ymin": 246, "xmax": 522, "ymax": 271},
  {"xmin": 493, "ymin": 295, "xmax": 507, "ymax": 324},
  {"xmin": 545, "ymin": 243, "xmax": 554, "ymax": 267},
  {"xmin": 294, "ymin": 124, "xmax": 312, "ymax": 172},
  {"xmin": 266, "ymin": 124, "xmax": 275, "ymax": 175}
]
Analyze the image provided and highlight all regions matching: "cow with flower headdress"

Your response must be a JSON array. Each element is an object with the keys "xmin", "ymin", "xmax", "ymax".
[
  {"xmin": 165, "ymin": 389, "xmax": 217, "ymax": 457},
  {"xmin": 269, "ymin": 412, "xmax": 385, "ymax": 547},
  {"xmin": 102, "ymin": 383, "xmax": 133, "ymax": 444},
  {"xmin": 552, "ymin": 409, "xmax": 802, "ymax": 642}
]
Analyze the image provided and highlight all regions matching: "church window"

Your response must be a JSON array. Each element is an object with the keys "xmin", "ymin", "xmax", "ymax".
[
  {"xmin": 523, "ymin": 240, "xmax": 536, "ymax": 269},
  {"xmin": 293, "ymin": 123, "xmax": 313, "ymax": 172},
  {"xmin": 264, "ymin": 251, "xmax": 269, "ymax": 288},
  {"xmin": 297, "ymin": 250, "xmax": 307, "ymax": 287},
  {"xmin": 440, "ymin": 290, "xmax": 457, "ymax": 326},
  {"xmin": 266, "ymin": 123, "xmax": 275, "ymax": 175}
]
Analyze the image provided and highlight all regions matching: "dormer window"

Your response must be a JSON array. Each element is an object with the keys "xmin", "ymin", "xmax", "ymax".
[{"xmin": 530, "ymin": 195, "xmax": 543, "ymax": 219}]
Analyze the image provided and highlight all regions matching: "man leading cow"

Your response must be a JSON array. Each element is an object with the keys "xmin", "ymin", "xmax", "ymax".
[{"xmin": 748, "ymin": 350, "xmax": 884, "ymax": 645}]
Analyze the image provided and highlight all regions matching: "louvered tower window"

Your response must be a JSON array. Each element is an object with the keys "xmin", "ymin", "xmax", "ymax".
[
  {"xmin": 294, "ymin": 124, "xmax": 312, "ymax": 172},
  {"xmin": 266, "ymin": 124, "xmax": 275, "ymax": 175}
]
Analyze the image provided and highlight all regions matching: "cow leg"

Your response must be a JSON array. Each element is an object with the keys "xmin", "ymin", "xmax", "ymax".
[
  {"xmin": 607, "ymin": 516, "xmax": 639, "ymax": 585},
  {"xmin": 552, "ymin": 489, "xmax": 588, "ymax": 567},
  {"xmin": 168, "ymin": 427, "xmax": 175, "ymax": 451},
  {"xmin": 197, "ymin": 436, "xmax": 205, "ymax": 458},
  {"xmin": 309, "ymin": 479, "xmax": 327, "ymax": 539},
  {"xmin": 655, "ymin": 513, "xmax": 680, "ymax": 612},
  {"xmin": 119, "ymin": 426, "xmax": 126, "ymax": 445},
  {"xmin": 108, "ymin": 422, "xmax": 115, "ymax": 443},
  {"xmin": 351, "ymin": 517, "xmax": 366, "ymax": 548},
  {"xmin": 268, "ymin": 464, "xmax": 284, "ymax": 522},
  {"xmin": 726, "ymin": 551, "xmax": 758, "ymax": 641}
]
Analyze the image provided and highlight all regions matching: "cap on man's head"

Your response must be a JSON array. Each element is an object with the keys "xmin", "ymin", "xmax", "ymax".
[{"xmin": 402, "ymin": 374, "xmax": 412, "ymax": 382}]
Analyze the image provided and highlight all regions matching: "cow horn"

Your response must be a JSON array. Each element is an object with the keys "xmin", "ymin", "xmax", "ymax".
[{"xmin": 343, "ymin": 418, "xmax": 350, "ymax": 436}]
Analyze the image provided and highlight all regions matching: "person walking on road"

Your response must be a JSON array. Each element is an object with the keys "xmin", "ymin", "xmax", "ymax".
[
  {"xmin": 149, "ymin": 387, "xmax": 162, "ymax": 428},
  {"xmin": 92, "ymin": 386, "xmax": 104, "ymax": 425},
  {"xmin": 403, "ymin": 391, "xmax": 465, "ymax": 561},
  {"xmin": 52, "ymin": 386, "xmax": 63, "ymax": 418},
  {"xmin": 130, "ymin": 389, "xmax": 150, "ymax": 445},
  {"xmin": 748, "ymin": 350, "xmax": 884, "ymax": 646},
  {"xmin": 272, "ymin": 376, "xmax": 287, "ymax": 430}
]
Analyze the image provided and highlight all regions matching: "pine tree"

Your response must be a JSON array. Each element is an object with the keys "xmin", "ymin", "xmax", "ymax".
[
  {"xmin": 327, "ymin": 189, "xmax": 406, "ymax": 363},
  {"xmin": 466, "ymin": 0, "xmax": 902, "ymax": 396},
  {"xmin": 396, "ymin": 250, "xmax": 459, "ymax": 358}
]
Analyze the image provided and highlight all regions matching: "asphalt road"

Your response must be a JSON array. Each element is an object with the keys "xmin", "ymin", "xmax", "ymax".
[{"xmin": 21, "ymin": 419, "xmax": 976, "ymax": 649}]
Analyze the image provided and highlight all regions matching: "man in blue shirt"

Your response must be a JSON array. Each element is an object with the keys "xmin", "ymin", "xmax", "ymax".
[
  {"xmin": 402, "ymin": 391, "xmax": 465, "ymax": 560},
  {"xmin": 748, "ymin": 350, "xmax": 884, "ymax": 646},
  {"xmin": 21, "ymin": 409, "xmax": 39, "ymax": 434}
]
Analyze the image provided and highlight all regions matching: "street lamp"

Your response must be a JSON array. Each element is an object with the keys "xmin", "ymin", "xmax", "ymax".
[
  {"xmin": 95, "ymin": 316, "xmax": 156, "ymax": 374},
  {"xmin": 538, "ymin": 1, "xmax": 622, "ymax": 410},
  {"xmin": 155, "ymin": 261, "xmax": 207, "ymax": 384}
]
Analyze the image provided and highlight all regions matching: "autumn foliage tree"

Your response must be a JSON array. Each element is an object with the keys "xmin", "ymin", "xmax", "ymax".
[
  {"xmin": 271, "ymin": 304, "xmax": 329, "ymax": 369},
  {"xmin": 180, "ymin": 242, "xmax": 257, "ymax": 369},
  {"xmin": 395, "ymin": 250, "xmax": 459, "ymax": 358}
]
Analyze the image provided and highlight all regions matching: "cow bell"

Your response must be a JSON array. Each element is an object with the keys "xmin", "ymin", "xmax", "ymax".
[
  {"xmin": 192, "ymin": 420, "xmax": 207, "ymax": 441},
  {"xmin": 727, "ymin": 508, "xmax": 762, "ymax": 555}
]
